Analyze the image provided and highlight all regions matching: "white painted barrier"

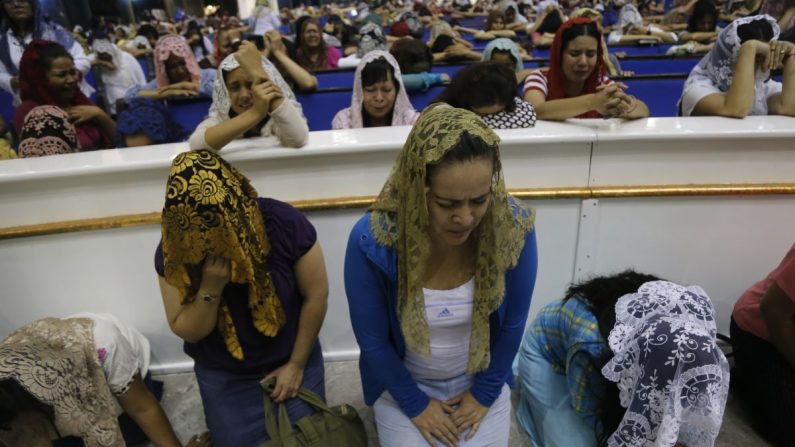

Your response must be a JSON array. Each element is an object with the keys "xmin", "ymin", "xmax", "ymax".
[{"xmin": 1, "ymin": 117, "xmax": 793, "ymax": 373}]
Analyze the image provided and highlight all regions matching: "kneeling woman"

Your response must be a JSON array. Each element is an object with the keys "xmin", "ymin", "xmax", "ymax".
[
  {"xmin": 189, "ymin": 41, "xmax": 308, "ymax": 150},
  {"xmin": 678, "ymin": 15, "xmax": 795, "ymax": 117},
  {"xmin": 515, "ymin": 272, "xmax": 730, "ymax": 447},
  {"xmin": 344, "ymin": 106, "xmax": 538, "ymax": 447},
  {"xmin": 332, "ymin": 50, "xmax": 419, "ymax": 129},
  {"xmin": 0, "ymin": 314, "xmax": 208, "ymax": 447},
  {"xmin": 523, "ymin": 18, "xmax": 649, "ymax": 120},
  {"xmin": 156, "ymin": 150, "xmax": 328, "ymax": 446}
]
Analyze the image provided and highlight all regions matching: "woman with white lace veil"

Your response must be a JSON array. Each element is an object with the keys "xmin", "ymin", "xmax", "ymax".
[
  {"xmin": 679, "ymin": 14, "xmax": 795, "ymax": 117},
  {"xmin": 90, "ymin": 36, "xmax": 146, "ymax": 115},
  {"xmin": 515, "ymin": 273, "xmax": 730, "ymax": 447},
  {"xmin": 188, "ymin": 41, "xmax": 308, "ymax": 150},
  {"xmin": 602, "ymin": 280, "xmax": 730, "ymax": 447},
  {"xmin": 331, "ymin": 50, "xmax": 419, "ymax": 129}
]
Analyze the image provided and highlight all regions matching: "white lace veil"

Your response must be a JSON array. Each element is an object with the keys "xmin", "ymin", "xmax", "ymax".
[
  {"xmin": 209, "ymin": 53, "xmax": 304, "ymax": 137},
  {"xmin": 345, "ymin": 50, "xmax": 418, "ymax": 128},
  {"xmin": 680, "ymin": 15, "xmax": 780, "ymax": 115},
  {"xmin": 602, "ymin": 280, "xmax": 730, "ymax": 447}
]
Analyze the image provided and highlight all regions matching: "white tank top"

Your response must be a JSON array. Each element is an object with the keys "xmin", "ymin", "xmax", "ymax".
[{"xmin": 403, "ymin": 278, "xmax": 474, "ymax": 380}]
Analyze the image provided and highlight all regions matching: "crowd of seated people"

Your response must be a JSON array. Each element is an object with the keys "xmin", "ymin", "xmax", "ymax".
[{"xmin": 0, "ymin": 0, "xmax": 793, "ymax": 159}]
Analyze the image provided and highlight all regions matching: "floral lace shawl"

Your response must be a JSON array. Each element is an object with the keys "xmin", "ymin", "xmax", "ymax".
[
  {"xmin": 602, "ymin": 281, "xmax": 730, "ymax": 447},
  {"xmin": 18, "ymin": 105, "xmax": 80, "ymax": 157},
  {"xmin": 679, "ymin": 15, "xmax": 780, "ymax": 116},
  {"xmin": 369, "ymin": 105, "xmax": 535, "ymax": 373},
  {"xmin": 161, "ymin": 150, "xmax": 284, "ymax": 360},
  {"xmin": 0, "ymin": 318, "xmax": 124, "ymax": 446},
  {"xmin": 154, "ymin": 34, "xmax": 202, "ymax": 88}
]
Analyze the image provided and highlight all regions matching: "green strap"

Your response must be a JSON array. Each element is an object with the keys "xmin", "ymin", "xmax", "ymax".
[
  {"xmin": 262, "ymin": 385, "xmax": 282, "ymax": 443},
  {"xmin": 261, "ymin": 378, "xmax": 335, "ymax": 413}
]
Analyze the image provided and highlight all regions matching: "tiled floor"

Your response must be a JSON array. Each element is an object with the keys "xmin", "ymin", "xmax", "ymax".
[{"xmin": 151, "ymin": 360, "xmax": 771, "ymax": 447}]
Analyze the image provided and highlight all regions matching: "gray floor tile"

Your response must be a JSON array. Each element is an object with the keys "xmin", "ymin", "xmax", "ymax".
[{"xmin": 147, "ymin": 360, "xmax": 770, "ymax": 447}]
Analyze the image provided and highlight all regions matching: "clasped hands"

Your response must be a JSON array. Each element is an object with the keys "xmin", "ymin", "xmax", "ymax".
[
  {"xmin": 411, "ymin": 390, "xmax": 488, "ymax": 447},
  {"xmin": 592, "ymin": 82, "xmax": 639, "ymax": 118},
  {"xmin": 745, "ymin": 39, "xmax": 795, "ymax": 72}
]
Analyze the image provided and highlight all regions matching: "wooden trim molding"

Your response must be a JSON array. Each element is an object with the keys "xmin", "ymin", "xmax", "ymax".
[{"xmin": 2, "ymin": 183, "xmax": 794, "ymax": 240}]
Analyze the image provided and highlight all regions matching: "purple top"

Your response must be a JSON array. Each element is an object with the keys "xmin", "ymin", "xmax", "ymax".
[{"xmin": 155, "ymin": 198, "xmax": 317, "ymax": 373}]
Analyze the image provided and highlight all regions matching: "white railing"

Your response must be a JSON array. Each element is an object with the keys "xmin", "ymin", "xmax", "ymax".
[{"xmin": 1, "ymin": 116, "xmax": 793, "ymax": 373}]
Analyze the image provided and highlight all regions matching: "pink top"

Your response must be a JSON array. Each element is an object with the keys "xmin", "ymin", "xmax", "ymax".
[
  {"xmin": 733, "ymin": 243, "xmax": 795, "ymax": 341},
  {"xmin": 153, "ymin": 34, "xmax": 202, "ymax": 88},
  {"xmin": 326, "ymin": 46, "xmax": 341, "ymax": 69}
]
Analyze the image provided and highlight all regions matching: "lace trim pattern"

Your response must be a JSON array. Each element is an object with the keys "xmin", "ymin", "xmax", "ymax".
[
  {"xmin": 602, "ymin": 281, "xmax": 730, "ymax": 447},
  {"xmin": 0, "ymin": 318, "xmax": 124, "ymax": 446}
]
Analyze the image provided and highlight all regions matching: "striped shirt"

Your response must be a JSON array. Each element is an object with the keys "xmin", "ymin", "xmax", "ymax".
[
  {"xmin": 531, "ymin": 297, "xmax": 608, "ymax": 423},
  {"xmin": 522, "ymin": 69, "xmax": 613, "ymax": 98}
]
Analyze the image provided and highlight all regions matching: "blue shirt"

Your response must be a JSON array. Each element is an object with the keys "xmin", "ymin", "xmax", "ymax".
[
  {"xmin": 343, "ymin": 208, "xmax": 538, "ymax": 418},
  {"xmin": 531, "ymin": 298, "xmax": 608, "ymax": 423}
]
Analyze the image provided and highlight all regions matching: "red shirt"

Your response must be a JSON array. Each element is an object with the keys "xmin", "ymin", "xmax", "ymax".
[{"xmin": 733, "ymin": 244, "xmax": 795, "ymax": 341}]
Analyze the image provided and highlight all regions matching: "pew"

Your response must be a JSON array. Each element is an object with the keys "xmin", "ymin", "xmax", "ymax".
[
  {"xmin": 313, "ymin": 55, "xmax": 699, "ymax": 90},
  {"xmin": 165, "ymin": 96, "xmax": 213, "ymax": 133},
  {"xmin": 298, "ymin": 72, "xmax": 690, "ymax": 131}
]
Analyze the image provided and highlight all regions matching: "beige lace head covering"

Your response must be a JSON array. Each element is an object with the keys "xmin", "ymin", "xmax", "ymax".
[
  {"xmin": 369, "ymin": 105, "xmax": 535, "ymax": 373},
  {"xmin": 0, "ymin": 318, "xmax": 124, "ymax": 446},
  {"xmin": 161, "ymin": 150, "xmax": 284, "ymax": 360}
]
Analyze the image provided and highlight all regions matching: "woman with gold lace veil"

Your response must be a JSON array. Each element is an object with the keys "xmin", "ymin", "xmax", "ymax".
[
  {"xmin": 343, "ymin": 105, "xmax": 539, "ymax": 447},
  {"xmin": 154, "ymin": 150, "xmax": 328, "ymax": 447}
]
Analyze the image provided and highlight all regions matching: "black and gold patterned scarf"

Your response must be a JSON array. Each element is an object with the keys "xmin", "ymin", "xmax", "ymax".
[
  {"xmin": 161, "ymin": 150, "xmax": 284, "ymax": 360},
  {"xmin": 370, "ymin": 105, "xmax": 535, "ymax": 373}
]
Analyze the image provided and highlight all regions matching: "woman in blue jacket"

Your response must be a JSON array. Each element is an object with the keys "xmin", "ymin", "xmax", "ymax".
[{"xmin": 344, "ymin": 104, "xmax": 538, "ymax": 447}]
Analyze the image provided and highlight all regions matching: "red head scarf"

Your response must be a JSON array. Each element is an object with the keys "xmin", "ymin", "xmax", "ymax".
[
  {"xmin": 19, "ymin": 39, "xmax": 92, "ymax": 107},
  {"xmin": 546, "ymin": 17, "xmax": 606, "ymax": 118}
]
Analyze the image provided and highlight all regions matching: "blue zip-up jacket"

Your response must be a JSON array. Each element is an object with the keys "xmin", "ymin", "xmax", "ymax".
[{"xmin": 343, "ymin": 210, "xmax": 538, "ymax": 418}]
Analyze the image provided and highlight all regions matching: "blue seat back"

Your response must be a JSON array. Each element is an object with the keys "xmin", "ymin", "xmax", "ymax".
[
  {"xmin": 621, "ymin": 75, "xmax": 687, "ymax": 117},
  {"xmin": 620, "ymin": 57, "xmax": 699, "ymax": 75},
  {"xmin": 165, "ymin": 96, "xmax": 213, "ymax": 132}
]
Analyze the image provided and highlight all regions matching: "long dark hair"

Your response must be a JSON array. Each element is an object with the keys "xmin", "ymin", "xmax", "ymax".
[
  {"xmin": 485, "ymin": 10, "xmax": 506, "ymax": 31},
  {"xmin": 433, "ymin": 61, "xmax": 518, "ymax": 114},
  {"xmin": 737, "ymin": 18, "xmax": 775, "ymax": 43},
  {"xmin": 563, "ymin": 269, "xmax": 662, "ymax": 446},
  {"xmin": 538, "ymin": 9, "xmax": 564, "ymax": 34},
  {"xmin": 687, "ymin": 0, "xmax": 717, "ymax": 32},
  {"xmin": 296, "ymin": 18, "xmax": 327, "ymax": 71}
]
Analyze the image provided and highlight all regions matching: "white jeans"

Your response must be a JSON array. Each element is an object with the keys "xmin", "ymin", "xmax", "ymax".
[{"xmin": 373, "ymin": 374, "xmax": 511, "ymax": 447}]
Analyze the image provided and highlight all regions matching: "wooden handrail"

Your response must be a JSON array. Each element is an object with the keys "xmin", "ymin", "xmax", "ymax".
[{"xmin": 1, "ymin": 183, "xmax": 793, "ymax": 240}]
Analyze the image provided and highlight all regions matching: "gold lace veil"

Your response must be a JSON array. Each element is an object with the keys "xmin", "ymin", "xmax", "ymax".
[
  {"xmin": 0, "ymin": 318, "xmax": 124, "ymax": 446},
  {"xmin": 161, "ymin": 150, "xmax": 284, "ymax": 360},
  {"xmin": 369, "ymin": 105, "xmax": 535, "ymax": 373}
]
